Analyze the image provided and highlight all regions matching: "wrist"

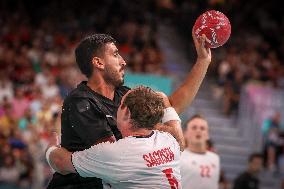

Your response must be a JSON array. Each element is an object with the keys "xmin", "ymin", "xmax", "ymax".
[
  {"xmin": 196, "ymin": 57, "xmax": 211, "ymax": 65},
  {"xmin": 162, "ymin": 107, "xmax": 181, "ymax": 124},
  {"xmin": 46, "ymin": 146, "xmax": 59, "ymax": 171}
]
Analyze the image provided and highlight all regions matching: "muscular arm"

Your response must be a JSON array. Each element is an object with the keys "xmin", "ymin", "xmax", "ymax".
[
  {"xmin": 49, "ymin": 148, "xmax": 75, "ymax": 175},
  {"xmin": 45, "ymin": 131, "xmax": 75, "ymax": 175},
  {"xmin": 169, "ymin": 31, "xmax": 212, "ymax": 114},
  {"xmin": 47, "ymin": 140, "xmax": 119, "ymax": 180},
  {"xmin": 46, "ymin": 132, "xmax": 116, "ymax": 175}
]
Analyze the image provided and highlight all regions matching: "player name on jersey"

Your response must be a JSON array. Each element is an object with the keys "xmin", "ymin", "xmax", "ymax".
[{"xmin": 143, "ymin": 147, "xmax": 175, "ymax": 167}]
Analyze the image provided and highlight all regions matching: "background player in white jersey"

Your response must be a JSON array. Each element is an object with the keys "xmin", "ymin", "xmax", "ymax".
[
  {"xmin": 181, "ymin": 114, "xmax": 220, "ymax": 189},
  {"xmin": 46, "ymin": 86, "xmax": 184, "ymax": 189}
]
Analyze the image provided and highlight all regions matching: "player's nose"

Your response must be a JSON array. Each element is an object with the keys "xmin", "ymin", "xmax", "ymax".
[{"xmin": 120, "ymin": 56, "xmax": 127, "ymax": 67}]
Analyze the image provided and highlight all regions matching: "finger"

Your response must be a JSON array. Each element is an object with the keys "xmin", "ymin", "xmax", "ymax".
[
  {"xmin": 192, "ymin": 28, "xmax": 199, "ymax": 46},
  {"xmin": 208, "ymin": 48, "xmax": 212, "ymax": 57},
  {"xmin": 204, "ymin": 47, "xmax": 211, "ymax": 57},
  {"xmin": 201, "ymin": 34, "xmax": 206, "ymax": 48},
  {"xmin": 204, "ymin": 36, "xmax": 211, "ymax": 45}
]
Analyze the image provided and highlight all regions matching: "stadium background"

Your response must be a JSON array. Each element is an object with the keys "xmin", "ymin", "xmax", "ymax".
[{"xmin": 0, "ymin": 0, "xmax": 283, "ymax": 188}]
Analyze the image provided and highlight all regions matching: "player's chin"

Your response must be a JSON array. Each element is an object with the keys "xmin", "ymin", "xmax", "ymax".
[
  {"xmin": 117, "ymin": 78, "xmax": 124, "ymax": 86},
  {"xmin": 120, "ymin": 74, "xmax": 125, "ymax": 83}
]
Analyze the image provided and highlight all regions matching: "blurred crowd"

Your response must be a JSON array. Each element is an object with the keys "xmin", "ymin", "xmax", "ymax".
[
  {"xmin": 212, "ymin": 0, "xmax": 284, "ymax": 116},
  {"xmin": 214, "ymin": 34, "xmax": 284, "ymax": 116},
  {"xmin": 0, "ymin": 0, "xmax": 165, "ymax": 188},
  {"xmin": 1, "ymin": 0, "xmax": 283, "ymax": 188}
]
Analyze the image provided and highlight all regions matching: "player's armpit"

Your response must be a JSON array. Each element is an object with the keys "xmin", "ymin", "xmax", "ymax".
[
  {"xmin": 49, "ymin": 148, "xmax": 76, "ymax": 175},
  {"xmin": 155, "ymin": 122, "xmax": 185, "ymax": 151}
]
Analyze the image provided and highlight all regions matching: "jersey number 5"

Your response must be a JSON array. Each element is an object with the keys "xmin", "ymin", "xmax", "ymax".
[{"xmin": 162, "ymin": 168, "xmax": 178, "ymax": 189}]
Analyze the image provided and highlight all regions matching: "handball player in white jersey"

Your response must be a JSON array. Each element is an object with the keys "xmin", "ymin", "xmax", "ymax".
[
  {"xmin": 181, "ymin": 115, "xmax": 220, "ymax": 189},
  {"xmin": 46, "ymin": 86, "xmax": 184, "ymax": 189}
]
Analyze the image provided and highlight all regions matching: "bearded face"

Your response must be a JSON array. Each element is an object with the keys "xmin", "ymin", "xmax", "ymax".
[
  {"xmin": 104, "ymin": 62, "xmax": 124, "ymax": 87},
  {"xmin": 102, "ymin": 42, "xmax": 126, "ymax": 88}
]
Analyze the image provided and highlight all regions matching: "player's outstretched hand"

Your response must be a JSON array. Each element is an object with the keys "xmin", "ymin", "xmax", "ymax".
[{"xmin": 192, "ymin": 29, "xmax": 211, "ymax": 65}]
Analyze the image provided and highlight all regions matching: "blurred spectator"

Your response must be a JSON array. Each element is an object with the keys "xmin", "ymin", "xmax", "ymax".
[
  {"xmin": 223, "ymin": 70, "xmax": 243, "ymax": 116},
  {"xmin": 11, "ymin": 88, "xmax": 30, "ymax": 120},
  {"xmin": 0, "ymin": 74, "xmax": 14, "ymax": 103},
  {"xmin": 262, "ymin": 112, "xmax": 283, "ymax": 171},
  {"xmin": 0, "ymin": 103, "xmax": 16, "ymax": 137},
  {"xmin": 41, "ymin": 76, "xmax": 59, "ymax": 100},
  {"xmin": 233, "ymin": 153, "xmax": 263, "ymax": 189},
  {"xmin": 0, "ymin": 155, "xmax": 20, "ymax": 186},
  {"xmin": 18, "ymin": 109, "xmax": 37, "ymax": 131}
]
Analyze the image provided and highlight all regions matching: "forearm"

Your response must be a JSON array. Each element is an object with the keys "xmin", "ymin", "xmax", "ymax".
[
  {"xmin": 48, "ymin": 147, "xmax": 76, "ymax": 175},
  {"xmin": 155, "ymin": 121, "xmax": 185, "ymax": 151},
  {"xmin": 169, "ymin": 59, "xmax": 209, "ymax": 114}
]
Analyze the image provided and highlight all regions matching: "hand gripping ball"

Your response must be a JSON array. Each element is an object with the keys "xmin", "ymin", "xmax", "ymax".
[{"xmin": 193, "ymin": 10, "xmax": 231, "ymax": 48}]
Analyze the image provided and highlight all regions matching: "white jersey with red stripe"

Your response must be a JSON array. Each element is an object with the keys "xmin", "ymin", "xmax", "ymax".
[
  {"xmin": 180, "ymin": 149, "xmax": 220, "ymax": 189},
  {"xmin": 72, "ymin": 130, "xmax": 181, "ymax": 189}
]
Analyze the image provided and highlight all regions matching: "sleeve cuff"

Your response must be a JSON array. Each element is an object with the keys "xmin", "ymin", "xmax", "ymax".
[{"xmin": 71, "ymin": 152, "xmax": 79, "ymax": 174}]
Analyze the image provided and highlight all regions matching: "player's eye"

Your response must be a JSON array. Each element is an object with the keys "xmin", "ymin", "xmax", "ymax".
[{"xmin": 114, "ymin": 52, "xmax": 119, "ymax": 57}]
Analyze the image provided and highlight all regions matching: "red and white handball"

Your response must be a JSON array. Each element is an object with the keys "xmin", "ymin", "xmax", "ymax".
[{"xmin": 193, "ymin": 10, "xmax": 231, "ymax": 48}]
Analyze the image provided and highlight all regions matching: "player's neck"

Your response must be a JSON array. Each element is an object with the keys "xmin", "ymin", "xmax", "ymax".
[
  {"xmin": 187, "ymin": 144, "xmax": 207, "ymax": 154},
  {"xmin": 123, "ymin": 128, "xmax": 153, "ymax": 138},
  {"xmin": 88, "ymin": 75, "xmax": 115, "ymax": 100}
]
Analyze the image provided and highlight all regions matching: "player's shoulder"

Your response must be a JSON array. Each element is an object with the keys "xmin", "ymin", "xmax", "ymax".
[
  {"xmin": 206, "ymin": 151, "xmax": 220, "ymax": 160},
  {"xmin": 154, "ymin": 130, "xmax": 180, "ymax": 148},
  {"xmin": 65, "ymin": 81, "xmax": 92, "ymax": 100},
  {"xmin": 63, "ymin": 82, "xmax": 103, "ymax": 113},
  {"xmin": 87, "ymin": 140, "xmax": 122, "ymax": 156},
  {"xmin": 154, "ymin": 130, "xmax": 176, "ymax": 140}
]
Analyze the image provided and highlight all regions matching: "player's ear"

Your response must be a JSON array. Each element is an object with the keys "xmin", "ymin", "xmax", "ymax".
[
  {"xmin": 120, "ymin": 104, "xmax": 130, "ymax": 121},
  {"xmin": 92, "ymin": 57, "xmax": 105, "ymax": 70},
  {"xmin": 124, "ymin": 107, "xmax": 131, "ymax": 121}
]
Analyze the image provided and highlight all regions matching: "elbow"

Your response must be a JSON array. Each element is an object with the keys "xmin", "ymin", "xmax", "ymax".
[
  {"xmin": 57, "ymin": 170, "xmax": 70, "ymax": 175},
  {"xmin": 55, "ymin": 160, "xmax": 70, "ymax": 175},
  {"xmin": 52, "ymin": 156, "xmax": 69, "ymax": 175}
]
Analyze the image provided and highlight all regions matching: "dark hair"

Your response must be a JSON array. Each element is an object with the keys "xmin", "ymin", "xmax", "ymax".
[
  {"xmin": 75, "ymin": 34, "xmax": 116, "ymax": 78},
  {"xmin": 122, "ymin": 86, "xmax": 165, "ymax": 130},
  {"xmin": 184, "ymin": 114, "xmax": 206, "ymax": 130},
  {"xmin": 248, "ymin": 153, "xmax": 263, "ymax": 162}
]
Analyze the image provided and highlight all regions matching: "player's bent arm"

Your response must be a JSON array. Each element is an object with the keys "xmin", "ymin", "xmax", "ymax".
[
  {"xmin": 169, "ymin": 31, "xmax": 211, "ymax": 114},
  {"xmin": 156, "ymin": 92, "xmax": 185, "ymax": 151},
  {"xmin": 48, "ymin": 147, "xmax": 76, "ymax": 175},
  {"xmin": 47, "ymin": 142, "xmax": 118, "ymax": 180}
]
